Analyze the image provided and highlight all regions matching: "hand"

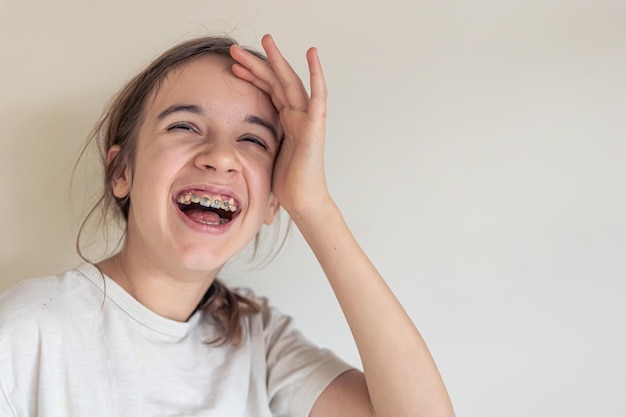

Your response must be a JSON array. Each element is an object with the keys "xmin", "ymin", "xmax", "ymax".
[{"xmin": 230, "ymin": 34, "xmax": 331, "ymax": 221}]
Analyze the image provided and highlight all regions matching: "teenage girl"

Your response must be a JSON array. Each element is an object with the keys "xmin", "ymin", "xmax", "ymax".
[{"xmin": 0, "ymin": 34, "xmax": 455, "ymax": 417}]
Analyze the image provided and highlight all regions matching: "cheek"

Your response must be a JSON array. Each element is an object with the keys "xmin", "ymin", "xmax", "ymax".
[
  {"xmin": 135, "ymin": 144, "xmax": 186, "ymax": 184},
  {"xmin": 259, "ymin": 159, "xmax": 276, "ymax": 190},
  {"xmin": 245, "ymin": 157, "xmax": 275, "ymax": 196}
]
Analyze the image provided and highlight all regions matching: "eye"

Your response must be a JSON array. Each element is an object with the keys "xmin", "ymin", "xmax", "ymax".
[
  {"xmin": 240, "ymin": 136, "xmax": 269, "ymax": 151},
  {"xmin": 167, "ymin": 123, "xmax": 198, "ymax": 133}
]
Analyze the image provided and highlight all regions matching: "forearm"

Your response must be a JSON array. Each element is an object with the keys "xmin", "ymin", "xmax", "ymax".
[{"xmin": 293, "ymin": 198, "xmax": 455, "ymax": 417}]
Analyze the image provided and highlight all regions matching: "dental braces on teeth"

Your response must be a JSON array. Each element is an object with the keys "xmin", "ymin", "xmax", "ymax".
[{"xmin": 176, "ymin": 192, "xmax": 237, "ymax": 212}]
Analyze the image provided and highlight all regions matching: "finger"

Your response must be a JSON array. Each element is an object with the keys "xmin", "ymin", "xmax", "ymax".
[
  {"xmin": 231, "ymin": 63, "xmax": 288, "ymax": 110},
  {"xmin": 261, "ymin": 34, "xmax": 310, "ymax": 112},
  {"xmin": 230, "ymin": 44, "xmax": 289, "ymax": 110},
  {"xmin": 231, "ymin": 63, "xmax": 271, "ymax": 92},
  {"xmin": 306, "ymin": 47, "xmax": 328, "ymax": 120}
]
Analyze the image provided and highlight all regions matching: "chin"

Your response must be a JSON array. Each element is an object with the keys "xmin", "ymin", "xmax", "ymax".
[{"xmin": 176, "ymin": 247, "xmax": 231, "ymax": 276}]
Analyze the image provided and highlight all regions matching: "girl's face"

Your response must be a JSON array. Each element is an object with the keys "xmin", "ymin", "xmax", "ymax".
[{"xmin": 110, "ymin": 55, "xmax": 282, "ymax": 277}]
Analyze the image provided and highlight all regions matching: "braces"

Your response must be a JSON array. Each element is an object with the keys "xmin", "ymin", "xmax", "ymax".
[{"xmin": 177, "ymin": 192, "xmax": 237, "ymax": 212}]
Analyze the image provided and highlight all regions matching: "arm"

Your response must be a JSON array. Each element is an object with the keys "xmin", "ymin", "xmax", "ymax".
[
  {"xmin": 230, "ymin": 35, "xmax": 455, "ymax": 417},
  {"xmin": 296, "ymin": 199, "xmax": 454, "ymax": 417}
]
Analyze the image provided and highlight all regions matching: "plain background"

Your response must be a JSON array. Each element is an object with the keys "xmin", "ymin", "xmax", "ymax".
[{"xmin": 1, "ymin": 0, "xmax": 625, "ymax": 416}]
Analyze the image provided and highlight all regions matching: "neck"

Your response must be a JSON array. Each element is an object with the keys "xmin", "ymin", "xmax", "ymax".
[{"xmin": 97, "ymin": 249, "xmax": 219, "ymax": 322}]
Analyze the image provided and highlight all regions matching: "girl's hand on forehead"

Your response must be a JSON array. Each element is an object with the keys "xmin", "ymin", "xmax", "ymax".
[
  {"xmin": 230, "ymin": 34, "xmax": 331, "ymax": 222},
  {"xmin": 229, "ymin": 34, "xmax": 319, "ymax": 113}
]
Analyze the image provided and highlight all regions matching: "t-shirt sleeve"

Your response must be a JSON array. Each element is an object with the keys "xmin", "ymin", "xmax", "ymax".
[{"xmin": 260, "ymin": 300, "xmax": 354, "ymax": 417}]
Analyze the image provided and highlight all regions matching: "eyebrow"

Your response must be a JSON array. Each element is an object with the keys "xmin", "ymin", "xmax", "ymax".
[{"xmin": 156, "ymin": 104, "xmax": 206, "ymax": 121}]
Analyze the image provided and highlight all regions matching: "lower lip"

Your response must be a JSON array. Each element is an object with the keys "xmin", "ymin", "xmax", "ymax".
[{"xmin": 174, "ymin": 202, "xmax": 236, "ymax": 234}]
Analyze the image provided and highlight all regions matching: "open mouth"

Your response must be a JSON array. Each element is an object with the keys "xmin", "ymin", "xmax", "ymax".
[{"xmin": 176, "ymin": 191, "xmax": 239, "ymax": 225}]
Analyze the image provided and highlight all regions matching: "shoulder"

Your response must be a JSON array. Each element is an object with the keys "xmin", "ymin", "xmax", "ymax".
[
  {"xmin": 233, "ymin": 286, "xmax": 330, "ymax": 358},
  {"xmin": 232, "ymin": 288, "xmax": 354, "ymax": 417},
  {"xmin": 0, "ymin": 265, "xmax": 101, "ymax": 334}
]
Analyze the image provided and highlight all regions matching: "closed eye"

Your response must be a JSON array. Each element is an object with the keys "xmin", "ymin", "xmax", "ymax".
[
  {"xmin": 240, "ymin": 136, "xmax": 269, "ymax": 150},
  {"xmin": 167, "ymin": 123, "xmax": 198, "ymax": 133}
]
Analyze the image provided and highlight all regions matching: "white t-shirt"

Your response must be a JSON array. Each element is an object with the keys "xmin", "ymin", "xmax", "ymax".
[{"xmin": 0, "ymin": 263, "xmax": 352, "ymax": 417}]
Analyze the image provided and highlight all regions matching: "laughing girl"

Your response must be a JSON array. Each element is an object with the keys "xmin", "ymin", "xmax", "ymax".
[{"xmin": 0, "ymin": 34, "xmax": 454, "ymax": 417}]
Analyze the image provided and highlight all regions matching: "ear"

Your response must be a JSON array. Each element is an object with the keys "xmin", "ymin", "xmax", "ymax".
[
  {"xmin": 107, "ymin": 145, "xmax": 132, "ymax": 199},
  {"xmin": 263, "ymin": 193, "xmax": 280, "ymax": 225}
]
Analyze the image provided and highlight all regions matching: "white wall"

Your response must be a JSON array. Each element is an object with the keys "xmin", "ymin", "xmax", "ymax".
[{"xmin": 1, "ymin": 0, "xmax": 625, "ymax": 416}]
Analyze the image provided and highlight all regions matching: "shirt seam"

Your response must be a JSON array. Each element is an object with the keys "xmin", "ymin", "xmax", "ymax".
[{"xmin": 76, "ymin": 264, "xmax": 195, "ymax": 340}]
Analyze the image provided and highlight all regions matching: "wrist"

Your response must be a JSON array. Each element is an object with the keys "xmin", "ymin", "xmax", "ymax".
[{"xmin": 289, "ymin": 195, "xmax": 343, "ymax": 237}]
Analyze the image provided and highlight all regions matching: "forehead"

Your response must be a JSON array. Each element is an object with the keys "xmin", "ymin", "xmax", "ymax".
[{"xmin": 145, "ymin": 55, "xmax": 278, "ymax": 123}]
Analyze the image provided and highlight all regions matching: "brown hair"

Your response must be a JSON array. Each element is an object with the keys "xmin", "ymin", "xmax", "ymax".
[{"xmin": 77, "ymin": 36, "xmax": 276, "ymax": 346}]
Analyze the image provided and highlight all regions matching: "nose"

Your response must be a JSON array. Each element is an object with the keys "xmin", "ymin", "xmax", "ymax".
[{"xmin": 194, "ymin": 140, "xmax": 242, "ymax": 174}]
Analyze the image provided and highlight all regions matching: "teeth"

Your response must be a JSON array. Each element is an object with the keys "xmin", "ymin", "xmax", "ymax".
[
  {"xmin": 178, "ymin": 192, "xmax": 238, "ymax": 212},
  {"xmin": 176, "ymin": 192, "xmax": 193, "ymax": 205},
  {"xmin": 200, "ymin": 195, "xmax": 212, "ymax": 208},
  {"xmin": 211, "ymin": 196, "xmax": 222, "ymax": 209}
]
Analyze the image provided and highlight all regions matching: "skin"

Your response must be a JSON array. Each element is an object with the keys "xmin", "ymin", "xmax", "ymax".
[{"xmin": 101, "ymin": 35, "xmax": 455, "ymax": 417}]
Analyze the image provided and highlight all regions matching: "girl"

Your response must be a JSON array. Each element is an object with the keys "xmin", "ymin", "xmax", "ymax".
[{"xmin": 0, "ymin": 34, "xmax": 455, "ymax": 417}]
